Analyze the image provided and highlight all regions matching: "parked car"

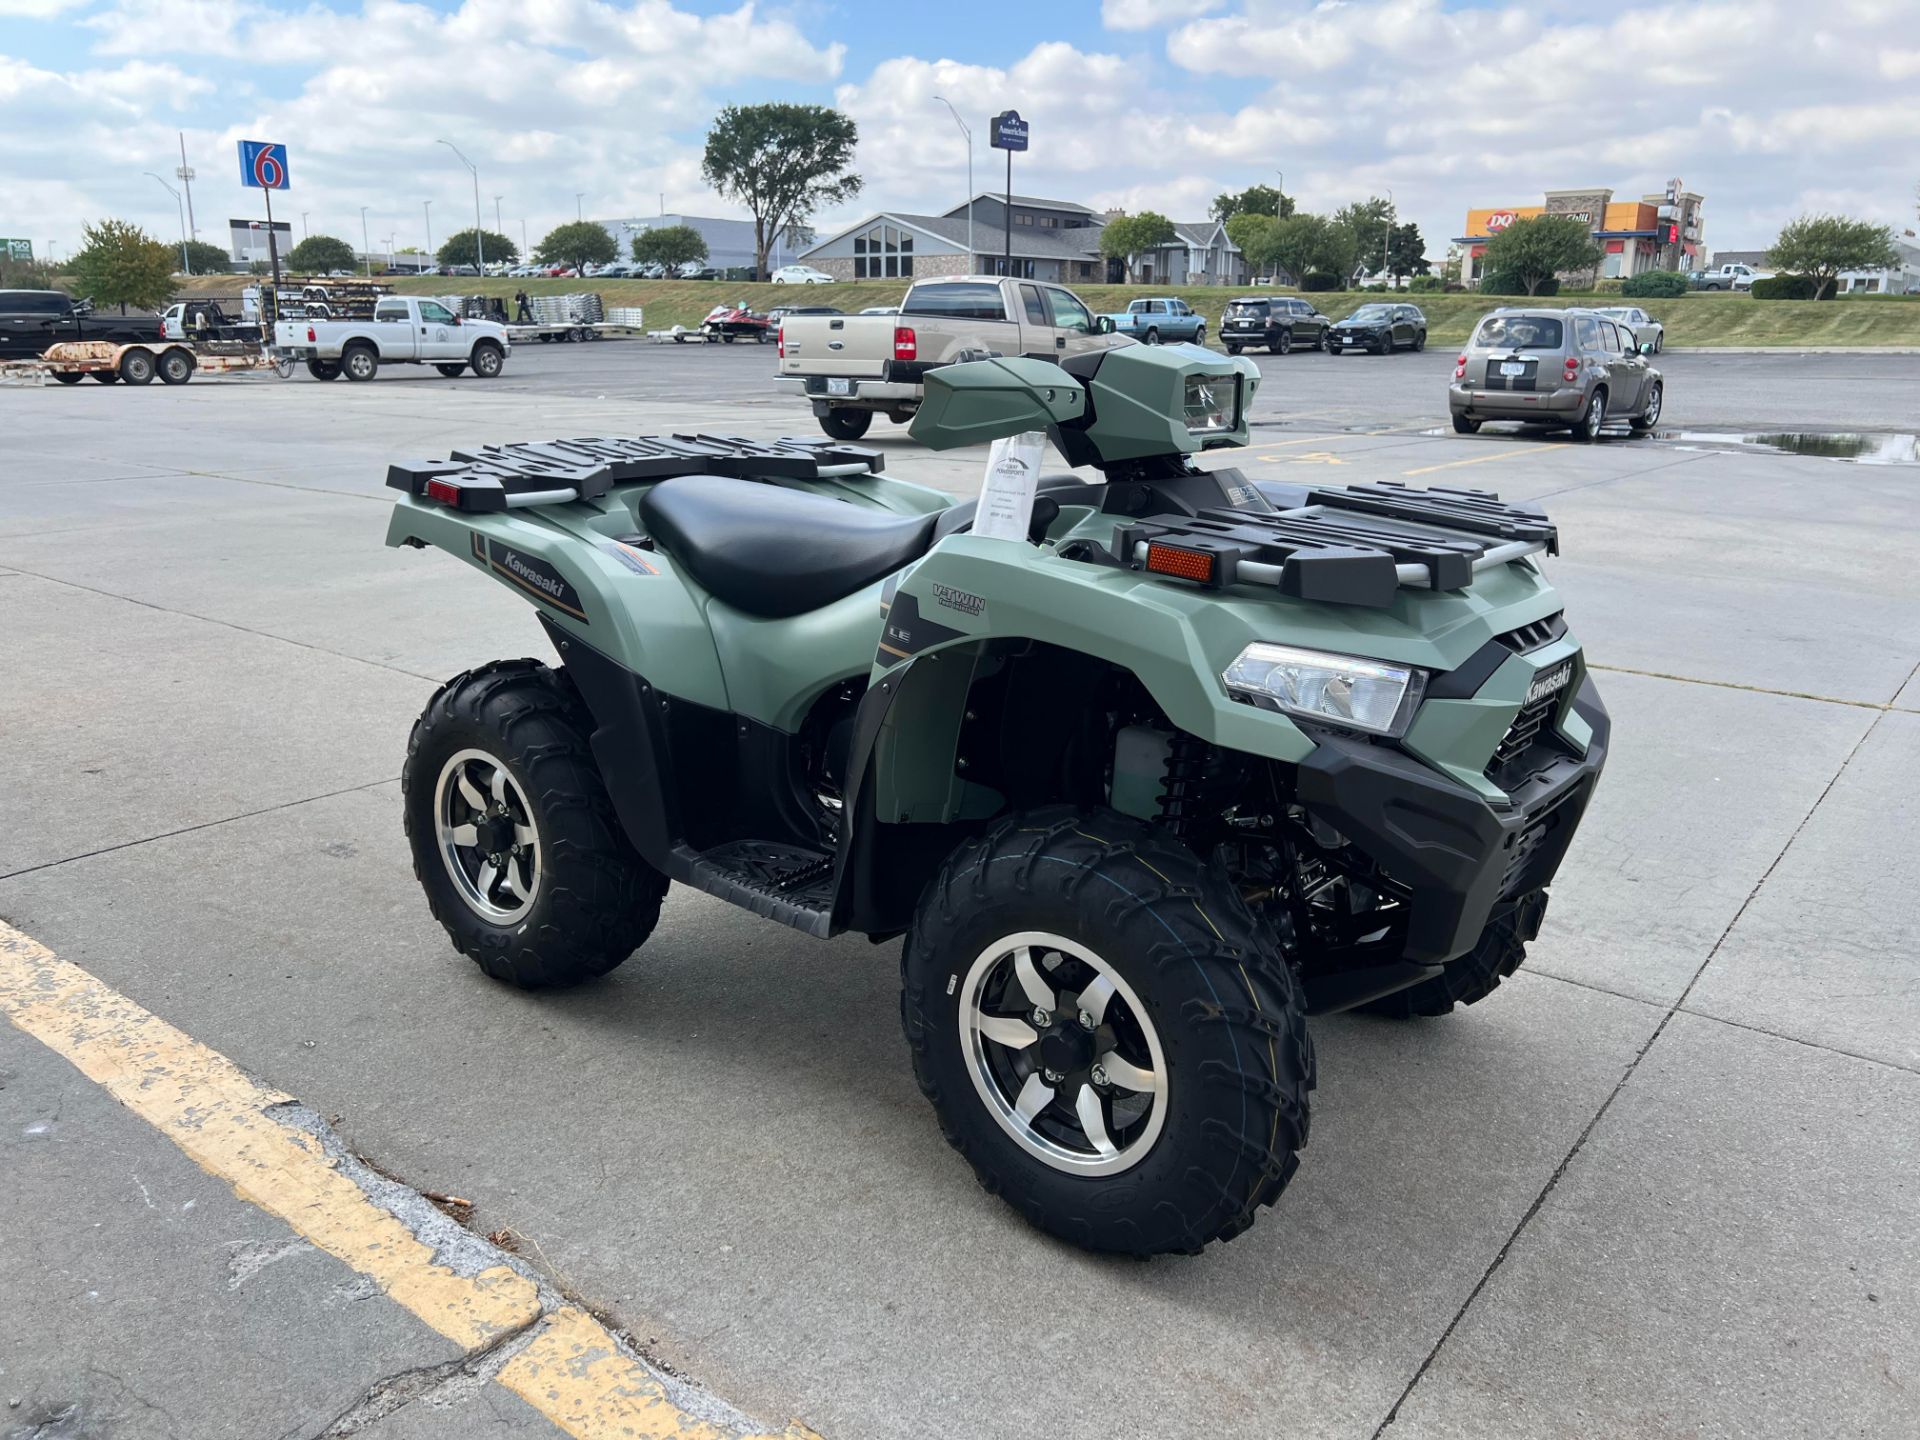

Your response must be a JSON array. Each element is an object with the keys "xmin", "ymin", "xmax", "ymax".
[
  {"xmin": 0, "ymin": 288, "xmax": 162, "ymax": 360},
  {"xmin": 589, "ymin": 262, "xmax": 632, "ymax": 278},
  {"xmin": 1689, "ymin": 262, "xmax": 1769, "ymax": 291},
  {"xmin": 776, "ymin": 275, "xmax": 1128, "ymax": 439},
  {"xmin": 1449, "ymin": 307, "xmax": 1662, "ymax": 441},
  {"xmin": 273, "ymin": 295, "xmax": 510, "ymax": 382},
  {"xmin": 1220, "ymin": 296, "xmax": 1329, "ymax": 355},
  {"xmin": 1330, "ymin": 303, "xmax": 1426, "ymax": 354},
  {"xmin": 1098, "ymin": 297, "xmax": 1207, "ymax": 346},
  {"xmin": 766, "ymin": 305, "xmax": 845, "ymax": 324},
  {"xmin": 771, "ymin": 265, "xmax": 835, "ymax": 285},
  {"xmin": 1593, "ymin": 305, "xmax": 1664, "ymax": 354},
  {"xmin": 678, "ymin": 266, "xmax": 720, "ymax": 281},
  {"xmin": 860, "ymin": 305, "xmax": 900, "ymax": 316}
]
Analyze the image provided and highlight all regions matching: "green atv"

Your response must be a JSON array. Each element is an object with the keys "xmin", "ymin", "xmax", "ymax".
[{"xmin": 385, "ymin": 344, "xmax": 1608, "ymax": 1256}]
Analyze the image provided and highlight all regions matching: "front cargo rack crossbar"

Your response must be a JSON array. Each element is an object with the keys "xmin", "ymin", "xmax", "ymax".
[
  {"xmin": 386, "ymin": 434, "xmax": 884, "ymax": 512},
  {"xmin": 1115, "ymin": 482, "xmax": 1556, "ymax": 608}
]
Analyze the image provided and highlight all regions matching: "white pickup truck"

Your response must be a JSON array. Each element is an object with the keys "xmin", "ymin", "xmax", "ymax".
[
  {"xmin": 775, "ymin": 276, "xmax": 1128, "ymax": 439},
  {"xmin": 273, "ymin": 295, "xmax": 510, "ymax": 382}
]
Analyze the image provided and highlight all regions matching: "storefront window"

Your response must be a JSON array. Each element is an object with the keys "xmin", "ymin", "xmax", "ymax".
[{"xmin": 853, "ymin": 223, "xmax": 914, "ymax": 279}]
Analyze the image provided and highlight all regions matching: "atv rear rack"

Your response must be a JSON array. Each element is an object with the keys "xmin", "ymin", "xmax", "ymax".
[
  {"xmin": 1115, "ymin": 482, "xmax": 1557, "ymax": 607},
  {"xmin": 386, "ymin": 434, "xmax": 885, "ymax": 512}
]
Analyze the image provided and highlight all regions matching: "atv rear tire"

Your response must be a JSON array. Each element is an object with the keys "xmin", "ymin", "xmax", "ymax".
[
  {"xmin": 1361, "ymin": 893, "xmax": 1542, "ymax": 1018},
  {"xmin": 402, "ymin": 659, "xmax": 668, "ymax": 988},
  {"xmin": 820, "ymin": 408, "xmax": 873, "ymax": 441},
  {"xmin": 901, "ymin": 806, "xmax": 1312, "ymax": 1256}
]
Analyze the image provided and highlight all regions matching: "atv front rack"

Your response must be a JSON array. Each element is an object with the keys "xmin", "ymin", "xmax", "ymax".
[
  {"xmin": 386, "ymin": 434, "xmax": 885, "ymax": 513},
  {"xmin": 1114, "ymin": 482, "xmax": 1557, "ymax": 607}
]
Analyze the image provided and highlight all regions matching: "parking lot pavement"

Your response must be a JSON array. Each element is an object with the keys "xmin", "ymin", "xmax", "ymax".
[{"xmin": 3, "ymin": 350, "xmax": 1918, "ymax": 1439}]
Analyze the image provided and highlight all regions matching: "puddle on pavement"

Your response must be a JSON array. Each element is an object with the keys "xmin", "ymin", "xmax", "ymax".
[{"xmin": 1653, "ymin": 430, "xmax": 1918, "ymax": 465}]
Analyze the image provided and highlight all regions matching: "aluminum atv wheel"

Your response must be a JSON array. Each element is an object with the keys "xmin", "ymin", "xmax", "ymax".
[
  {"xmin": 403, "ymin": 659, "xmax": 667, "ymax": 987},
  {"xmin": 902, "ymin": 805, "xmax": 1312, "ymax": 1256}
]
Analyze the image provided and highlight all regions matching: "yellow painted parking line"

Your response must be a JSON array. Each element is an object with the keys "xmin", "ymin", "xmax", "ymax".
[
  {"xmin": 0, "ymin": 920, "xmax": 816, "ymax": 1440},
  {"xmin": 1402, "ymin": 447, "xmax": 1548, "ymax": 478}
]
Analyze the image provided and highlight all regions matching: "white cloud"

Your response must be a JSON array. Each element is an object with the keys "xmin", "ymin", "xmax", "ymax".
[
  {"xmin": 0, "ymin": 0, "xmax": 91, "ymax": 16},
  {"xmin": 1102, "ymin": 0, "xmax": 1221, "ymax": 29}
]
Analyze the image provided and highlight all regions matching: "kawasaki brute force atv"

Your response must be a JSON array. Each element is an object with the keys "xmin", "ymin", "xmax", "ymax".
[{"xmin": 385, "ymin": 344, "xmax": 1608, "ymax": 1256}]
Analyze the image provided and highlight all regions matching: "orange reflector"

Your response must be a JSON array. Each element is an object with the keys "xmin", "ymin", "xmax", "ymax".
[{"xmin": 1145, "ymin": 543, "xmax": 1217, "ymax": 583}]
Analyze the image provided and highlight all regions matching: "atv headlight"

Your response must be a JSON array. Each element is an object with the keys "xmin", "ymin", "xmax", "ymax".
[
  {"xmin": 1182, "ymin": 373, "xmax": 1238, "ymax": 435},
  {"xmin": 1223, "ymin": 643, "xmax": 1424, "ymax": 736}
]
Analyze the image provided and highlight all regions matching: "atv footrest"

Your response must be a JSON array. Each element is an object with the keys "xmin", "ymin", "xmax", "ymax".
[{"xmin": 674, "ymin": 840, "xmax": 835, "ymax": 938}]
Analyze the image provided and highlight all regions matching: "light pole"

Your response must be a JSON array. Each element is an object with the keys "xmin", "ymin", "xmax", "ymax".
[
  {"xmin": 175, "ymin": 134, "xmax": 198, "ymax": 237},
  {"xmin": 300, "ymin": 211, "xmax": 310, "ymax": 238},
  {"xmin": 423, "ymin": 200, "xmax": 432, "ymax": 260},
  {"xmin": 933, "ymin": 96, "xmax": 973, "ymax": 270},
  {"xmin": 438, "ymin": 139, "xmax": 484, "ymax": 273},
  {"xmin": 575, "ymin": 192, "xmax": 585, "ymax": 223},
  {"xmin": 1382, "ymin": 188, "xmax": 1394, "ymax": 288},
  {"xmin": 144, "ymin": 172, "xmax": 190, "ymax": 274},
  {"xmin": 521, "ymin": 218, "xmax": 529, "ymax": 255},
  {"xmin": 493, "ymin": 196, "xmax": 504, "ymax": 239},
  {"xmin": 360, "ymin": 206, "xmax": 370, "ymax": 277}
]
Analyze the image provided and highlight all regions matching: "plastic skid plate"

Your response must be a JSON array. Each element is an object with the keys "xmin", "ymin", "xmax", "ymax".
[
  {"xmin": 1113, "ymin": 481, "xmax": 1557, "ymax": 607},
  {"xmin": 386, "ymin": 434, "xmax": 885, "ymax": 512}
]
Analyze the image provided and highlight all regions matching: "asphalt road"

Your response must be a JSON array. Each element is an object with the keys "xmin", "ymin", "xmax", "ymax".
[{"xmin": 3, "ymin": 348, "xmax": 1917, "ymax": 1439}]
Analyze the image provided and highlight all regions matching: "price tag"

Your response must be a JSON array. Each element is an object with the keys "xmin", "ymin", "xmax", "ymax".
[{"xmin": 972, "ymin": 431, "xmax": 1046, "ymax": 543}]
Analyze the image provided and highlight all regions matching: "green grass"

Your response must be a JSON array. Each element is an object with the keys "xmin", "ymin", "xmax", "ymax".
[{"xmin": 175, "ymin": 274, "xmax": 1920, "ymax": 347}]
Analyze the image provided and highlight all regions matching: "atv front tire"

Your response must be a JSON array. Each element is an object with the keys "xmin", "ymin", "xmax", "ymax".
[
  {"xmin": 1361, "ymin": 892, "xmax": 1543, "ymax": 1019},
  {"xmin": 402, "ymin": 659, "xmax": 667, "ymax": 988},
  {"xmin": 902, "ymin": 806, "xmax": 1312, "ymax": 1256}
]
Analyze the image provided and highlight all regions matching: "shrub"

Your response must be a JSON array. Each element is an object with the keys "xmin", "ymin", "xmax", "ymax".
[
  {"xmin": 1590, "ymin": 278, "xmax": 1624, "ymax": 294},
  {"xmin": 1407, "ymin": 275, "xmax": 1443, "ymax": 292},
  {"xmin": 1622, "ymin": 269, "xmax": 1689, "ymax": 299},
  {"xmin": 1750, "ymin": 274, "xmax": 1818, "ymax": 300},
  {"xmin": 1300, "ymin": 271, "xmax": 1343, "ymax": 291},
  {"xmin": 1481, "ymin": 272, "xmax": 1559, "ymax": 296}
]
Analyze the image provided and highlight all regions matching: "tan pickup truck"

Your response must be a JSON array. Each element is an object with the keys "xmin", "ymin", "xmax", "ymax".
[{"xmin": 775, "ymin": 276, "xmax": 1129, "ymax": 440}]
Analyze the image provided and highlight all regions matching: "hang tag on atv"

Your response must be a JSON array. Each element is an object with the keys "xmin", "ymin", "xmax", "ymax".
[{"xmin": 973, "ymin": 431, "xmax": 1047, "ymax": 544}]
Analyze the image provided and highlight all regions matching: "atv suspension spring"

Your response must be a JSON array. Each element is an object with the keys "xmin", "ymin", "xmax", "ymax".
[{"xmin": 1157, "ymin": 734, "xmax": 1210, "ymax": 841}]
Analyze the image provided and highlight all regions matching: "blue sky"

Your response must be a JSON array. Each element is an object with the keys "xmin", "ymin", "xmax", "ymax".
[{"xmin": 3, "ymin": 0, "xmax": 1915, "ymax": 264}]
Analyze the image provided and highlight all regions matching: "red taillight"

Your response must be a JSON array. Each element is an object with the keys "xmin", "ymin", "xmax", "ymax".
[
  {"xmin": 893, "ymin": 326, "xmax": 916, "ymax": 361},
  {"xmin": 1453, "ymin": 362, "xmax": 1466, "ymax": 379},
  {"xmin": 1144, "ymin": 543, "xmax": 1217, "ymax": 584},
  {"xmin": 424, "ymin": 479, "xmax": 463, "ymax": 507},
  {"xmin": 1456, "ymin": 354, "xmax": 1467, "ymax": 366},
  {"xmin": 1562, "ymin": 360, "xmax": 1580, "ymax": 380},
  {"xmin": 777, "ymin": 326, "xmax": 785, "ymax": 359},
  {"xmin": 306, "ymin": 325, "xmax": 316, "ymax": 342}
]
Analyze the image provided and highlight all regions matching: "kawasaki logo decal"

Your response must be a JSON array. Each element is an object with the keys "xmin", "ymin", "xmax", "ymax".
[
  {"xmin": 1525, "ymin": 661, "xmax": 1572, "ymax": 705},
  {"xmin": 480, "ymin": 536, "xmax": 589, "ymax": 622}
]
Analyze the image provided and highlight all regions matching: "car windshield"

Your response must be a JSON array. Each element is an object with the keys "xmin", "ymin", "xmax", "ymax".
[
  {"xmin": 1345, "ymin": 306, "xmax": 1391, "ymax": 322},
  {"xmin": 1473, "ymin": 315, "xmax": 1565, "ymax": 350}
]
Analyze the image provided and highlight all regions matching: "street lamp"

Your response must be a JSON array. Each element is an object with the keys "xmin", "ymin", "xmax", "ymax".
[
  {"xmin": 933, "ymin": 96, "xmax": 973, "ymax": 269},
  {"xmin": 576, "ymin": 192, "xmax": 585, "ymax": 222},
  {"xmin": 423, "ymin": 200, "xmax": 432, "ymax": 259},
  {"xmin": 438, "ymin": 139, "xmax": 484, "ymax": 273},
  {"xmin": 300, "ymin": 211, "xmax": 310, "ymax": 238},
  {"xmin": 360, "ymin": 206, "xmax": 371, "ymax": 277},
  {"xmin": 493, "ymin": 195, "xmax": 504, "ymax": 237},
  {"xmin": 1382, "ymin": 187, "xmax": 1394, "ymax": 289},
  {"xmin": 144, "ymin": 172, "xmax": 190, "ymax": 274}
]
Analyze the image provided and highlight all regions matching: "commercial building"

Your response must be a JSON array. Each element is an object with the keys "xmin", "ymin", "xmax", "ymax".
[
  {"xmin": 229, "ymin": 218, "xmax": 293, "ymax": 266},
  {"xmin": 1455, "ymin": 184, "xmax": 1704, "ymax": 286},
  {"xmin": 799, "ymin": 194, "xmax": 1245, "ymax": 286},
  {"xmin": 599, "ymin": 213, "xmax": 814, "ymax": 274}
]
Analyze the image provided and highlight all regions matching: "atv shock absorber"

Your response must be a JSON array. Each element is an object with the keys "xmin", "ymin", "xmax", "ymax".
[{"xmin": 1157, "ymin": 734, "xmax": 1209, "ymax": 841}]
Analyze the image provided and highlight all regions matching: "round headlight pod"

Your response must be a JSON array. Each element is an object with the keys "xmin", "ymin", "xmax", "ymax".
[{"xmin": 1222, "ymin": 642, "xmax": 1424, "ymax": 736}]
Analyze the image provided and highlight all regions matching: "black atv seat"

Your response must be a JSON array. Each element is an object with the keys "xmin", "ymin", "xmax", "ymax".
[{"xmin": 639, "ymin": 476, "xmax": 938, "ymax": 618}]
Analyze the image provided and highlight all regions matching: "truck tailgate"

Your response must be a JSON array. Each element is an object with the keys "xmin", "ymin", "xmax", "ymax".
[{"xmin": 777, "ymin": 316, "xmax": 895, "ymax": 378}]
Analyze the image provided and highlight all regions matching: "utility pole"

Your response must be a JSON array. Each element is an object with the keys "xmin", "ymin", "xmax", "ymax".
[
  {"xmin": 934, "ymin": 96, "xmax": 973, "ymax": 271},
  {"xmin": 145, "ymin": 172, "xmax": 189, "ymax": 274},
  {"xmin": 176, "ymin": 133, "xmax": 198, "ymax": 238},
  {"xmin": 438, "ymin": 140, "xmax": 484, "ymax": 272}
]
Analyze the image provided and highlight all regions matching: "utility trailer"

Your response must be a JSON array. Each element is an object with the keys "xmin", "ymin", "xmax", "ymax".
[{"xmin": 1, "ymin": 339, "xmax": 294, "ymax": 386}]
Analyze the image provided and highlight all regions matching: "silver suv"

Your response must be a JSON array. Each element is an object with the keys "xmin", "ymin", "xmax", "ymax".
[{"xmin": 1449, "ymin": 308, "xmax": 1663, "ymax": 440}]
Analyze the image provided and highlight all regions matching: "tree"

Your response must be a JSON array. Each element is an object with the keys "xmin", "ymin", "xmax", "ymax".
[
  {"xmin": 631, "ymin": 224, "xmax": 709, "ymax": 270},
  {"xmin": 1384, "ymin": 222, "xmax": 1430, "ymax": 281},
  {"xmin": 68, "ymin": 218, "xmax": 176, "ymax": 314},
  {"xmin": 1331, "ymin": 197, "xmax": 1393, "ymax": 280},
  {"xmin": 535, "ymin": 221, "xmax": 616, "ymax": 270},
  {"xmin": 287, "ymin": 235, "xmax": 358, "ymax": 274},
  {"xmin": 179, "ymin": 239, "xmax": 230, "ymax": 275},
  {"xmin": 1242, "ymin": 213, "xmax": 1349, "ymax": 287},
  {"xmin": 0, "ymin": 255, "xmax": 56, "ymax": 289},
  {"xmin": 1224, "ymin": 212, "xmax": 1277, "ymax": 269},
  {"xmin": 1099, "ymin": 211, "xmax": 1177, "ymax": 283},
  {"xmin": 437, "ymin": 229, "xmax": 518, "ymax": 270},
  {"xmin": 702, "ymin": 103, "xmax": 861, "ymax": 277},
  {"xmin": 1211, "ymin": 184, "xmax": 1293, "ymax": 223},
  {"xmin": 1480, "ymin": 214, "xmax": 1603, "ymax": 295},
  {"xmin": 1766, "ymin": 214, "xmax": 1899, "ymax": 300}
]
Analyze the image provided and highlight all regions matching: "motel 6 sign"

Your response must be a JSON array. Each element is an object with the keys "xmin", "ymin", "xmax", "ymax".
[{"xmin": 238, "ymin": 140, "xmax": 291, "ymax": 190}]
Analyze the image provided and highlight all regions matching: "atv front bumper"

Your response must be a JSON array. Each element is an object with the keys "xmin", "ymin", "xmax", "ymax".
[{"xmin": 1295, "ymin": 676, "xmax": 1609, "ymax": 967}]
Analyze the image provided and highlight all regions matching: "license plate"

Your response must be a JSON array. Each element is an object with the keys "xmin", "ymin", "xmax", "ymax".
[
  {"xmin": 1526, "ymin": 661, "xmax": 1574, "ymax": 705},
  {"xmin": 1501, "ymin": 362, "xmax": 1526, "ymax": 376},
  {"xmin": 827, "ymin": 377, "xmax": 851, "ymax": 396}
]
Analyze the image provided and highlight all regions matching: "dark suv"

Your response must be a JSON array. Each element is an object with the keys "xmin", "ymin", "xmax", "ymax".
[
  {"xmin": 1221, "ymin": 296, "xmax": 1330, "ymax": 355},
  {"xmin": 0, "ymin": 289, "xmax": 162, "ymax": 360},
  {"xmin": 1330, "ymin": 303, "xmax": 1426, "ymax": 354}
]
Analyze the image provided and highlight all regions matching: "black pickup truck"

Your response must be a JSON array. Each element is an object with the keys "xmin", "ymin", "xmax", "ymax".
[{"xmin": 0, "ymin": 289, "xmax": 163, "ymax": 360}]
